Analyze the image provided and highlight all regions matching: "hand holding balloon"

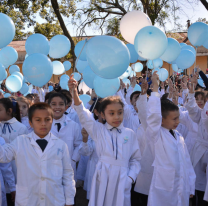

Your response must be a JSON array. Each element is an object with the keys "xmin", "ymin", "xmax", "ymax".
[
  {"xmin": 141, "ymin": 79, "xmax": 148, "ymax": 95},
  {"xmin": 151, "ymin": 71, "xmax": 159, "ymax": 92},
  {"xmin": 68, "ymin": 76, "xmax": 81, "ymax": 106},
  {"xmin": 189, "ymin": 74, "xmax": 198, "ymax": 93}
]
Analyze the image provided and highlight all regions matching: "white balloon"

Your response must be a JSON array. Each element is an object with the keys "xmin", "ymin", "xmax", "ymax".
[{"xmin": 120, "ymin": 10, "xmax": 152, "ymax": 44}]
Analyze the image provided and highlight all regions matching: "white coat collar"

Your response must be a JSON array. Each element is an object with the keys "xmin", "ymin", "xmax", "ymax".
[
  {"xmin": 53, "ymin": 114, "xmax": 65, "ymax": 124},
  {"xmin": 105, "ymin": 122, "xmax": 124, "ymax": 131},
  {"xmin": 1, "ymin": 117, "xmax": 17, "ymax": 124}
]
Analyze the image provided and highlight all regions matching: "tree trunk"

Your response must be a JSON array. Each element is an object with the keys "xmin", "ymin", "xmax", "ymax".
[
  {"xmin": 200, "ymin": 0, "xmax": 208, "ymax": 10},
  {"xmin": 51, "ymin": 0, "xmax": 76, "ymax": 70}
]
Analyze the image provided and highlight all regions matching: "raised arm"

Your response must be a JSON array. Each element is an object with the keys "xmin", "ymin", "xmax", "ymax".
[
  {"xmin": 185, "ymin": 74, "xmax": 202, "ymax": 123},
  {"xmin": 136, "ymin": 79, "xmax": 148, "ymax": 130},
  {"xmin": 68, "ymin": 77, "xmax": 100, "ymax": 142},
  {"xmin": 146, "ymin": 72, "xmax": 162, "ymax": 143}
]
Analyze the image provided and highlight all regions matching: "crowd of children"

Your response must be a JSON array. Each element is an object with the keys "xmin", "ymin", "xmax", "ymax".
[{"xmin": 0, "ymin": 68, "xmax": 207, "ymax": 206}]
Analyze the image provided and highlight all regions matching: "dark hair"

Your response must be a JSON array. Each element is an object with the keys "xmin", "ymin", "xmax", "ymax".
[
  {"xmin": 130, "ymin": 91, "xmax": 141, "ymax": 101},
  {"xmin": 45, "ymin": 91, "xmax": 57, "ymax": 103},
  {"xmin": 99, "ymin": 96, "xmax": 124, "ymax": 114},
  {"xmin": 161, "ymin": 93, "xmax": 169, "ymax": 100},
  {"xmin": 59, "ymin": 90, "xmax": 72, "ymax": 105},
  {"xmin": 161, "ymin": 99, "xmax": 179, "ymax": 118},
  {"xmin": 0, "ymin": 98, "xmax": 21, "ymax": 122},
  {"xmin": 195, "ymin": 91, "xmax": 206, "ymax": 102},
  {"xmin": 28, "ymin": 102, "xmax": 54, "ymax": 122},
  {"xmin": 91, "ymin": 98, "xmax": 102, "ymax": 120},
  {"xmin": 48, "ymin": 92, "xmax": 67, "ymax": 105},
  {"xmin": 25, "ymin": 94, "xmax": 35, "ymax": 101}
]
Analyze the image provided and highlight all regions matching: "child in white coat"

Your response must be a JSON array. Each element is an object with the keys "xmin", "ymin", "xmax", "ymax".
[
  {"xmin": 69, "ymin": 77, "xmax": 141, "ymax": 206},
  {"xmin": 17, "ymin": 96, "xmax": 33, "ymax": 133},
  {"xmin": 48, "ymin": 92, "xmax": 82, "ymax": 181},
  {"xmin": 0, "ymin": 102, "xmax": 75, "ymax": 206},
  {"xmin": 146, "ymin": 72, "xmax": 196, "ymax": 206}
]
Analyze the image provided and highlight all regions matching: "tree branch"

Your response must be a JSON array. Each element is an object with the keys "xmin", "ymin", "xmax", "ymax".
[{"xmin": 200, "ymin": 0, "xmax": 208, "ymax": 10}]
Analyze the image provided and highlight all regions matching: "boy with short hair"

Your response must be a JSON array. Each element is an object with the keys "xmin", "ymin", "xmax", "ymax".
[
  {"xmin": 0, "ymin": 102, "xmax": 75, "ymax": 206},
  {"xmin": 146, "ymin": 72, "xmax": 195, "ymax": 206}
]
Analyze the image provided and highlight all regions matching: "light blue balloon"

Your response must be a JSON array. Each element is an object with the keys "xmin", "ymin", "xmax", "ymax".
[
  {"xmin": 28, "ymin": 84, "xmax": 33, "ymax": 93},
  {"xmin": 181, "ymin": 45, "xmax": 196, "ymax": 56},
  {"xmin": 76, "ymin": 59, "xmax": 88, "ymax": 73},
  {"xmin": 178, "ymin": 69, "xmax": 184, "ymax": 73},
  {"xmin": 86, "ymin": 36, "xmax": 130, "ymax": 79},
  {"xmin": 75, "ymin": 40, "xmax": 87, "ymax": 61},
  {"xmin": 83, "ymin": 66, "xmax": 97, "ymax": 89},
  {"xmin": 123, "ymin": 78, "xmax": 130, "ymax": 86},
  {"xmin": 138, "ymin": 54, "xmax": 146, "ymax": 61},
  {"xmin": 203, "ymin": 37, "xmax": 208, "ymax": 49},
  {"xmin": 6, "ymin": 75, "xmax": 22, "ymax": 92},
  {"xmin": 172, "ymin": 64, "xmax": 179, "ymax": 72},
  {"xmin": 93, "ymin": 76, "xmax": 120, "ymax": 98},
  {"xmin": 49, "ymin": 35, "xmax": 71, "ymax": 58},
  {"xmin": 79, "ymin": 94, "xmax": 91, "ymax": 106},
  {"xmin": 60, "ymin": 74, "xmax": 69, "ymax": 82},
  {"xmin": 0, "ymin": 13, "xmax": 15, "ymax": 49},
  {"xmin": 127, "ymin": 66, "xmax": 132, "ymax": 75},
  {"xmin": 153, "ymin": 58, "xmax": 163, "ymax": 68},
  {"xmin": 0, "ymin": 46, "xmax": 18, "ymax": 68},
  {"xmin": 160, "ymin": 38, "xmax": 181, "ymax": 62},
  {"xmin": 9, "ymin": 65, "xmax": 20, "ymax": 74},
  {"xmin": 60, "ymin": 78, "xmax": 69, "ymax": 90},
  {"xmin": 25, "ymin": 34, "xmax": 50, "ymax": 55},
  {"xmin": 126, "ymin": 43, "xmax": 139, "ymax": 63},
  {"xmin": 4, "ymin": 93, "xmax": 11, "ymax": 98},
  {"xmin": 198, "ymin": 79, "xmax": 205, "ymax": 87},
  {"xmin": 158, "ymin": 68, "xmax": 168, "ymax": 81},
  {"xmin": 0, "ymin": 63, "xmax": 6, "ymax": 81},
  {"xmin": 134, "ymin": 62, "xmax": 143, "ymax": 72},
  {"xmin": 22, "ymin": 53, "xmax": 53, "ymax": 87},
  {"xmin": 188, "ymin": 22, "xmax": 208, "ymax": 47},
  {"xmin": 71, "ymin": 72, "xmax": 81, "ymax": 82},
  {"xmin": 134, "ymin": 26, "xmax": 168, "ymax": 60},
  {"xmin": 25, "ymin": 54, "xmax": 28, "ymax": 59},
  {"xmin": 63, "ymin": 61, "xmax": 71, "ymax": 71},
  {"xmin": 12, "ymin": 71, "xmax": 23, "ymax": 81},
  {"xmin": 48, "ymin": 85, "xmax": 53, "ymax": 92},
  {"xmin": 175, "ymin": 50, "xmax": 195, "ymax": 70},
  {"xmin": 133, "ymin": 84, "xmax": 141, "ymax": 92},
  {"xmin": 180, "ymin": 43, "xmax": 187, "ymax": 48},
  {"xmin": 52, "ymin": 61, "xmax": 65, "ymax": 75},
  {"xmin": 19, "ymin": 83, "xmax": 29, "ymax": 94},
  {"xmin": 152, "ymin": 68, "xmax": 160, "ymax": 74},
  {"xmin": 147, "ymin": 60, "xmax": 154, "ymax": 69},
  {"xmin": 130, "ymin": 70, "xmax": 136, "ymax": 77}
]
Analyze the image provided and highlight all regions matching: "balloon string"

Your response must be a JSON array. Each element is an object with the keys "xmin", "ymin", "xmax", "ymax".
[
  {"xmin": 91, "ymin": 96, "xmax": 98, "ymax": 113},
  {"xmin": 193, "ymin": 46, "xmax": 198, "ymax": 91},
  {"xmin": 74, "ymin": 38, "xmax": 88, "ymax": 73}
]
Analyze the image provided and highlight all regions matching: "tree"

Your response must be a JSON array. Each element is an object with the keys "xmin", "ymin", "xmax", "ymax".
[
  {"xmin": 0, "ymin": 0, "xmax": 77, "ymax": 68},
  {"xmin": 200, "ymin": 0, "xmax": 208, "ymax": 10},
  {"xmin": 73, "ymin": 0, "xmax": 181, "ymax": 36}
]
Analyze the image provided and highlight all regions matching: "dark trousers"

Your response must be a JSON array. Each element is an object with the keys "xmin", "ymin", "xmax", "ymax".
[
  {"xmin": 6, "ymin": 194, "xmax": 14, "ymax": 206},
  {"xmin": 131, "ymin": 183, "xmax": 148, "ymax": 206},
  {"xmin": 192, "ymin": 190, "xmax": 208, "ymax": 206}
]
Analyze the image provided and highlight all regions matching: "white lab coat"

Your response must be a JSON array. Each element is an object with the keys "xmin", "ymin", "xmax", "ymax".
[
  {"xmin": 65, "ymin": 107, "xmax": 81, "ymax": 125},
  {"xmin": 79, "ymin": 136, "xmax": 99, "ymax": 200},
  {"xmin": 0, "ymin": 132, "xmax": 76, "ymax": 206},
  {"xmin": 117, "ymin": 90, "xmax": 140, "ymax": 133},
  {"xmin": 50, "ymin": 114, "xmax": 82, "ymax": 180},
  {"xmin": 134, "ymin": 93, "xmax": 155, "ymax": 195},
  {"xmin": 74, "ymin": 103, "xmax": 141, "ymax": 206},
  {"xmin": 0, "ymin": 117, "xmax": 28, "ymax": 192},
  {"xmin": 147, "ymin": 93, "xmax": 196, "ymax": 206},
  {"xmin": 21, "ymin": 116, "xmax": 33, "ymax": 134},
  {"xmin": 0, "ymin": 137, "xmax": 15, "ymax": 206}
]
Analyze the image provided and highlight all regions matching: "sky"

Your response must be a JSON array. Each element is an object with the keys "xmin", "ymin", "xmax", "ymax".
[{"xmin": 27, "ymin": 0, "xmax": 208, "ymax": 37}]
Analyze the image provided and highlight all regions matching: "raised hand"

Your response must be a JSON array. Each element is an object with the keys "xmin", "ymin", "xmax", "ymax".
[
  {"xmin": 130, "ymin": 76, "xmax": 137, "ymax": 88},
  {"xmin": 141, "ymin": 79, "xmax": 148, "ymax": 95},
  {"xmin": 81, "ymin": 128, "xmax": 89, "ymax": 143},
  {"xmin": 189, "ymin": 74, "xmax": 198, "ymax": 93},
  {"xmin": 68, "ymin": 75, "xmax": 78, "ymax": 96},
  {"xmin": 152, "ymin": 71, "xmax": 159, "ymax": 92}
]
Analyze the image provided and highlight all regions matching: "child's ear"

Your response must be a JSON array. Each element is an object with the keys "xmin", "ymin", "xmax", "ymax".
[
  {"xmin": 7, "ymin": 108, "xmax": 13, "ymax": 116},
  {"xmin": 29, "ymin": 120, "xmax": 34, "ymax": 128},
  {"xmin": 101, "ymin": 112, "xmax": 105, "ymax": 120}
]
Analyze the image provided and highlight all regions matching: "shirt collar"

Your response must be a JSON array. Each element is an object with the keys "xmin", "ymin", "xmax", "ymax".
[
  {"xmin": 1, "ymin": 117, "xmax": 17, "ymax": 124},
  {"xmin": 32, "ymin": 131, "xmax": 51, "ymax": 141},
  {"xmin": 105, "ymin": 122, "xmax": 123, "ymax": 131}
]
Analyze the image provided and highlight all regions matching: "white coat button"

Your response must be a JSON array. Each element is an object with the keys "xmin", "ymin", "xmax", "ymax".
[
  {"xmin": 41, "ymin": 197, "xmax": 44, "ymax": 200},
  {"xmin": 41, "ymin": 177, "xmax": 45, "ymax": 181}
]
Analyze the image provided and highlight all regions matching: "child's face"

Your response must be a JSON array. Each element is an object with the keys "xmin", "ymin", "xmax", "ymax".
[
  {"xmin": 50, "ymin": 97, "xmax": 66, "ymax": 120},
  {"xmin": 101, "ymin": 103, "xmax": 123, "ymax": 128},
  {"xmin": 0, "ymin": 103, "xmax": 12, "ymax": 121},
  {"xmin": 195, "ymin": 94, "xmax": 205, "ymax": 109},
  {"xmin": 18, "ymin": 101, "xmax": 28, "ymax": 117},
  {"xmin": 162, "ymin": 110, "xmax": 180, "ymax": 130},
  {"xmin": 29, "ymin": 109, "xmax": 53, "ymax": 138}
]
